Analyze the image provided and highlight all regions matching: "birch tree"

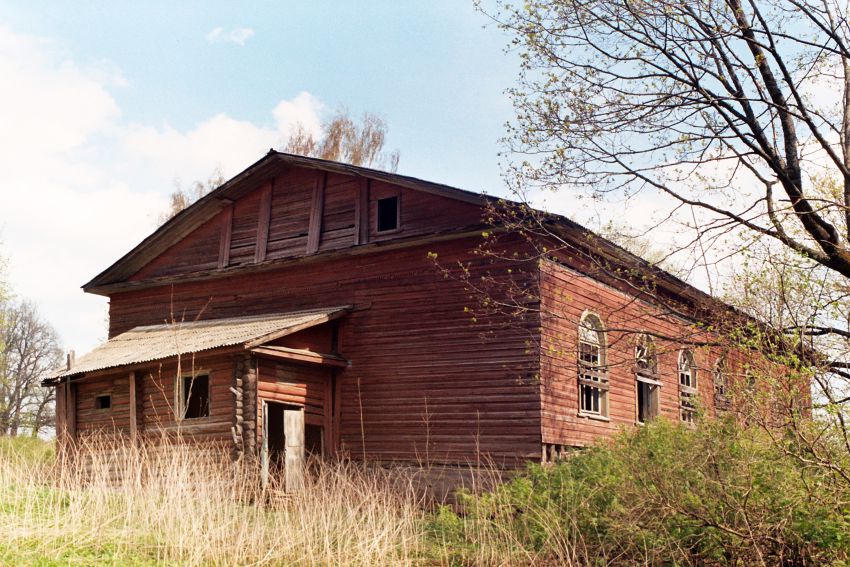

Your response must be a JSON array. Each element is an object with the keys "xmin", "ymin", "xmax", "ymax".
[
  {"xmin": 160, "ymin": 110, "xmax": 399, "ymax": 223},
  {"xmin": 0, "ymin": 300, "xmax": 62, "ymax": 437}
]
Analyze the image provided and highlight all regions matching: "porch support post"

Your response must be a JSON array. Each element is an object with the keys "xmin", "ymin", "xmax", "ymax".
[
  {"xmin": 129, "ymin": 371, "xmax": 137, "ymax": 442},
  {"xmin": 231, "ymin": 353, "xmax": 257, "ymax": 461}
]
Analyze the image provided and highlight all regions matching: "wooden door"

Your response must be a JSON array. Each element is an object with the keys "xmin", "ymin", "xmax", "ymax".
[{"xmin": 284, "ymin": 407, "xmax": 305, "ymax": 492}]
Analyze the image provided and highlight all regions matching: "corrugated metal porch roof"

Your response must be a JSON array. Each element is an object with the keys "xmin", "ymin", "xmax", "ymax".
[{"xmin": 49, "ymin": 306, "xmax": 350, "ymax": 381}]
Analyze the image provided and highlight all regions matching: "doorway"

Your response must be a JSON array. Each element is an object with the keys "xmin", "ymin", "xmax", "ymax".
[{"xmin": 262, "ymin": 401, "xmax": 305, "ymax": 492}]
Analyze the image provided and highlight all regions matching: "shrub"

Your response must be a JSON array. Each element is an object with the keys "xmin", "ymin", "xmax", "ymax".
[{"xmin": 434, "ymin": 418, "xmax": 850, "ymax": 566}]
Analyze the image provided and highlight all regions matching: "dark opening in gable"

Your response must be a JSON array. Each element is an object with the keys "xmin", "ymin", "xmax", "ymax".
[
  {"xmin": 95, "ymin": 395, "xmax": 112, "ymax": 410},
  {"xmin": 376, "ymin": 196, "xmax": 399, "ymax": 232}
]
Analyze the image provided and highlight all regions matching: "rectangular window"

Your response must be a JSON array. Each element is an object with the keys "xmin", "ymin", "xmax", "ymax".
[
  {"xmin": 181, "ymin": 374, "xmax": 210, "ymax": 419},
  {"xmin": 680, "ymin": 393, "xmax": 696, "ymax": 423},
  {"xmin": 637, "ymin": 380, "xmax": 659, "ymax": 423},
  {"xmin": 578, "ymin": 342, "xmax": 608, "ymax": 415},
  {"xmin": 376, "ymin": 196, "xmax": 399, "ymax": 232},
  {"xmin": 95, "ymin": 394, "xmax": 112, "ymax": 410}
]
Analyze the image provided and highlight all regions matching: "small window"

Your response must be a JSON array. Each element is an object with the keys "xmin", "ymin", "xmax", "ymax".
[
  {"xmin": 713, "ymin": 358, "xmax": 730, "ymax": 410},
  {"xmin": 635, "ymin": 334, "xmax": 660, "ymax": 423},
  {"xmin": 95, "ymin": 395, "xmax": 112, "ymax": 410},
  {"xmin": 181, "ymin": 374, "xmax": 210, "ymax": 419},
  {"xmin": 679, "ymin": 350, "xmax": 697, "ymax": 423},
  {"xmin": 578, "ymin": 312, "xmax": 608, "ymax": 417},
  {"xmin": 376, "ymin": 196, "xmax": 399, "ymax": 232}
]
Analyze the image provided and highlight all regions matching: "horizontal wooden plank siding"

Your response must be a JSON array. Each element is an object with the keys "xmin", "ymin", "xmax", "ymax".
[
  {"xmin": 368, "ymin": 180, "xmax": 482, "ymax": 243},
  {"xmin": 267, "ymin": 170, "xmax": 314, "ymax": 258},
  {"xmin": 256, "ymin": 360, "xmax": 329, "ymax": 439},
  {"xmin": 133, "ymin": 355, "xmax": 234, "ymax": 442},
  {"xmin": 75, "ymin": 373, "xmax": 131, "ymax": 436},
  {"xmin": 319, "ymin": 174, "xmax": 357, "ymax": 253},
  {"xmin": 229, "ymin": 187, "xmax": 263, "ymax": 266},
  {"xmin": 126, "ymin": 165, "xmax": 485, "ymax": 283},
  {"xmin": 132, "ymin": 210, "xmax": 224, "ymax": 281},
  {"xmin": 539, "ymin": 259, "xmax": 723, "ymax": 447},
  {"xmin": 109, "ymin": 235, "xmax": 542, "ymax": 464}
]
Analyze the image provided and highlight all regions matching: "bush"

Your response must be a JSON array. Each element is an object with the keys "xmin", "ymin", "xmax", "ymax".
[{"xmin": 434, "ymin": 418, "xmax": 850, "ymax": 566}]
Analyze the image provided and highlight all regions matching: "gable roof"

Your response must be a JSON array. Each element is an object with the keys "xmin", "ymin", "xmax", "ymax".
[
  {"xmin": 46, "ymin": 306, "xmax": 351, "ymax": 382},
  {"xmin": 79, "ymin": 150, "xmax": 735, "ymax": 327},
  {"xmin": 83, "ymin": 151, "xmax": 496, "ymax": 292}
]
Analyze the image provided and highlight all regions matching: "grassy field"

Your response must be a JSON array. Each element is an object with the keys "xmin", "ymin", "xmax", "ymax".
[
  {"xmin": 3, "ymin": 418, "xmax": 848, "ymax": 565},
  {"xmin": 0, "ymin": 436, "xmax": 432, "ymax": 566}
]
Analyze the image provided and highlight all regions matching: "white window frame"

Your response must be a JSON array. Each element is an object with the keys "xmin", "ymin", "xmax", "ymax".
[
  {"xmin": 635, "ymin": 334, "xmax": 660, "ymax": 423},
  {"xmin": 678, "ymin": 350, "xmax": 697, "ymax": 423},
  {"xmin": 578, "ymin": 312, "xmax": 609, "ymax": 418}
]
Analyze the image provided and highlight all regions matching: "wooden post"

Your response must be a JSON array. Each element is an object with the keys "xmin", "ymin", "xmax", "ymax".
[
  {"xmin": 254, "ymin": 181, "xmax": 273, "ymax": 263},
  {"xmin": 218, "ymin": 203, "xmax": 233, "ymax": 269},
  {"xmin": 66, "ymin": 380, "xmax": 76, "ymax": 441},
  {"xmin": 231, "ymin": 355, "xmax": 245, "ymax": 461},
  {"xmin": 261, "ymin": 400, "xmax": 269, "ymax": 490},
  {"xmin": 333, "ymin": 373, "xmax": 343, "ymax": 455},
  {"xmin": 306, "ymin": 172, "xmax": 327, "ymax": 254},
  {"xmin": 129, "ymin": 371, "xmax": 137, "ymax": 442},
  {"xmin": 324, "ymin": 371, "xmax": 334, "ymax": 457},
  {"xmin": 55, "ymin": 382, "xmax": 66, "ymax": 442},
  {"xmin": 242, "ymin": 354, "xmax": 257, "ymax": 456},
  {"xmin": 355, "ymin": 179, "xmax": 369, "ymax": 245}
]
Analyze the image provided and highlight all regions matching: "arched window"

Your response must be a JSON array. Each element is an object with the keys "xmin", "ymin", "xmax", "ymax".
[
  {"xmin": 678, "ymin": 350, "xmax": 697, "ymax": 423},
  {"xmin": 578, "ymin": 312, "xmax": 608, "ymax": 417},
  {"xmin": 635, "ymin": 334, "xmax": 660, "ymax": 423}
]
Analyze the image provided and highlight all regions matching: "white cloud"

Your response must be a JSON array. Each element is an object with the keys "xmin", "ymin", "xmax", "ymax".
[
  {"xmin": 206, "ymin": 26, "xmax": 255, "ymax": 46},
  {"xmin": 272, "ymin": 91, "xmax": 325, "ymax": 138},
  {"xmin": 0, "ymin": 23, "xmax": 325, "ymax": 355},
  {"xmin": 0, "ymin": 28, "xmax": 119, "ymax": 162},
  {"xmin": 123, "ymin": 90, "xmax": 324, "ymax": 184}
]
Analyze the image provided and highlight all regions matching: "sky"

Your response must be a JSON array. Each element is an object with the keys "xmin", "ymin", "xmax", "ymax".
[
  {"xmin": 0, "ymin": 1, "xmax": 678, "ymax": 357},
  {"xmin": 0, "ymin": 1, "xmax": 532, "ymax": 354}
]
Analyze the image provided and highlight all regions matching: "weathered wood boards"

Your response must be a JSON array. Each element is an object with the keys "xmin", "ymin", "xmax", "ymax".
[
  {"xmin": 56, "ymin": 156, "xmax": 757, "ymax": 471},
  {"xmin": 104, "ymin": 234, "xmax": 543, "ymax": 464},
  {"xmin": 127, "ymin": 168, "xmax": 484, "ymax": 284}
]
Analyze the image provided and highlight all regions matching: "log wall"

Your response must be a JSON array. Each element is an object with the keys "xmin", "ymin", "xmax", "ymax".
[
  {"xmin": 539, "ymin": 259, "xmax": 726, "ymax": 447},
  {"xmin": 110, "ymin": 235, "xmax": 542, "ymax": 464},
  {"xmin": 74, "ymin": 372, "xmax": 132, "ymax": 437},
  {"xmin": 67, "ymin": 354, "xmax": 237, "ymax": 445}
]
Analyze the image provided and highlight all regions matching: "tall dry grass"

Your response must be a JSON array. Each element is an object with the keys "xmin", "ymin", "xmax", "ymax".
[{"xmin": 0, "ymin": 435, "xmax": 427, "ymax": 565}]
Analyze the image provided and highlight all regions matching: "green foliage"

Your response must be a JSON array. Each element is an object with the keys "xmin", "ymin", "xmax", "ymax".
[
  {"xmin": 432, "ymin": 418, "xmax": 850, "ymax": 565},
  {"xmin": 0, "ymin": 436, "xmax": 53, "ymax": 464}
]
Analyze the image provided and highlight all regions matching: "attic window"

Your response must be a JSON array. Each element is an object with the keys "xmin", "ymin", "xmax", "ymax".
[
  {"xmin": 95, "ymin": 395, "xmax": 112, "ymax": 410},
  {"xmin": 180, "ymin": 374, "xmax": 210, "ymax": 419},
  {"xmin": 376, "ymin": 196, "xmax": 399, "ymax": 232}
]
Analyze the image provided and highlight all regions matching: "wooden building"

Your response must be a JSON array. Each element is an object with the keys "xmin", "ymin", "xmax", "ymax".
[{"xmin": 46, "ymin": 151, "xmax": 751, "ymax": 486}]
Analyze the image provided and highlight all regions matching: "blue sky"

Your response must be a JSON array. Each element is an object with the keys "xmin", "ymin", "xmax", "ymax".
[
  {"xmin": 0, "ymin": 1, "xmax": 533, "ymax": 353},
  {"xmin": 1, "ymin": 1, "xmax": 515, "ymax": 189}
]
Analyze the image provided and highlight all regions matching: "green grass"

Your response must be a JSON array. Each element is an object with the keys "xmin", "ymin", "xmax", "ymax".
[
  {"xmin": 3, "ymin": 419, "xmax": 849, "ymax": 565},
  {"xmin": 0, "ymin": 435, "xmax": 54, "ymax": 462},
  {"xmin": 0, "ymin": 539, "xmax": 161, "ymax": 566}
]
